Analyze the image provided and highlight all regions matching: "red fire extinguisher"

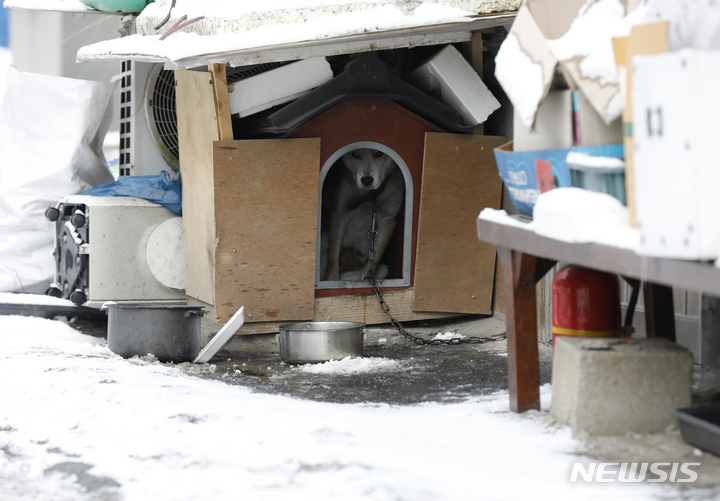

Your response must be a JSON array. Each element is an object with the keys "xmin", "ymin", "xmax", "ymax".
[{"xmin": 552, "ymin": 265, "xmax": 622, "ymax": 346}]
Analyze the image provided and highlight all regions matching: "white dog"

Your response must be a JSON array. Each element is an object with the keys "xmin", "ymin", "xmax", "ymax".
[{"xmin": 321, "ymin": 148, "xmax": 404, "ymax": 282}]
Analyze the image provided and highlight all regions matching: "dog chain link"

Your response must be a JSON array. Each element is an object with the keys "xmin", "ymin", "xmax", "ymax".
[{"xmin": 364, "ymin": 203, "xmax": 506, "ymax": 346}]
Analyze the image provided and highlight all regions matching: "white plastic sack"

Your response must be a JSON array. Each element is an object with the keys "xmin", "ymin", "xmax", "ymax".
[{"xmin": 0, "ymin": 66, "xmax": 116, "ymax": 293}]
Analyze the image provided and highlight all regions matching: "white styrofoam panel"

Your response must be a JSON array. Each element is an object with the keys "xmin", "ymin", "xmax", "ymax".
[
  {"xmin": 405, "ymin": 44, "xmax": 500, "ymax": 126},
  {"xmin": 227, "ymin": 57, "xmax": 333, "ymax": 118},
  {"xmin": 633, "ymin": 49, "xmax": 720, "ymax": 259}
]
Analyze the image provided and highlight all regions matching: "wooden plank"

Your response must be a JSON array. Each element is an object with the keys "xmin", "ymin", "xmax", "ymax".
[
  {"xmin": 169, "ymin": 15, "xmax": 517, "ymax": 69},
  {"xmin": 413, "ymin": 133, "xmax": 505, "ymax": 314},
  {"xmin": 209, "ymin": 64, "xmax": 234, "ymax": 141},
  {"xmin": 461, "ymin": 30, "xmax": 485, "ymax": 135},
  {"xmin": 175, "ymin": 69, "xmax": 220, "ymax": 305},
  {"xmin": 498, "ymin": 247, "xmax": 541, "ymax": 413},
  {"xmin": 615, "ymin": 22, "xmax": 668, "ymax": 228},
  {"xmin": 213, "ymin": 139, "xmax": 321, "ymax": 324},
  {"xmin": 237, "ymin": 289, "xmax": 455, "ymax": 335}
]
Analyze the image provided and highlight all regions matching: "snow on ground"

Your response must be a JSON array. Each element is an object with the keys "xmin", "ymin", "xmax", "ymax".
[
  {"xmin": 0, "ymin": 314, "xmax": 692, "ymax": 500},
  {"xmin": 432, "ymin": 332, "xmax": 466, "ymax": 341},
  {"xmin": 299, "ymin": 356, "xmax": 403, "ymax": 374},
  {"xmin": 0, "ymin": 292, "xmax": 75, "ymax": 307}
]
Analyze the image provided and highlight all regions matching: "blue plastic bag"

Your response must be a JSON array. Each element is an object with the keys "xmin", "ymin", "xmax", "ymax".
[{"xmin": 81, "ymin": 171, "xmax": 182, "ymax": 214}]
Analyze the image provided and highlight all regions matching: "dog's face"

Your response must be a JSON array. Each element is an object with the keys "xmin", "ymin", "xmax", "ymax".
[{"xmin": 341, "ymin": 149, "xmax": 396, "ymax": 190}]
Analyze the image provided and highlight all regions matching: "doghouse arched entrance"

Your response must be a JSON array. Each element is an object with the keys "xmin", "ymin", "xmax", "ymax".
[{"xmin": 316, "ymin": 141, "xmax": 413, "ymax": 290}]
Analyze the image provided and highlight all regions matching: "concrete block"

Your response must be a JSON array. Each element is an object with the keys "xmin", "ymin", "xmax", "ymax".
[
  {"xmin": 228, "ymin": 57, "xmax": 333, "ymax": 118},
  {"xmin": 405, "ymin": 44, "xmax": 500, "ymax": 126},
  {"xmin": 550, "ymin": 337, "xmax": 692, "ymax": 436}
]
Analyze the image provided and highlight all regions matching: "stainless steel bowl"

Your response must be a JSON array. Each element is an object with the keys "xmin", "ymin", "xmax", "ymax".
[{"xmin": 279, "ymin": 321, "xmax": 364, "ymax": 364}]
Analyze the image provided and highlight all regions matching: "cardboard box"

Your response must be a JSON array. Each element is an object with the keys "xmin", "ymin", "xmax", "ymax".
[
  {"xmin": 495, "ymin": 0, "xmax": 638, "ymax": 130},
  {"xmin": 514, "ymin": 89, "xmax": 622, "ymax": 153},
  {"xmin": 514, "ymin": 90, "xmax": 574, "ymax": 152},
  {"xmin": 494, "ymin": 141, "xmax": 624, "ymax": 216}
]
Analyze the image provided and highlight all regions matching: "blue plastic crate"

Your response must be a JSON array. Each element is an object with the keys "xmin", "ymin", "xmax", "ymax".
[{"xmin": 493, "ymin": 142, "xmax": 624, "ymax": 216}]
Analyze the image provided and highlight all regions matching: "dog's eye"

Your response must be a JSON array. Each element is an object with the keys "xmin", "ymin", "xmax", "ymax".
[
  {"xmin": 351, "ymin": 151, "xmax": 360, "ymax": 159},
  {"xmin": 373, "ymin": 151, "xmax": 384, "ymax": 158}
]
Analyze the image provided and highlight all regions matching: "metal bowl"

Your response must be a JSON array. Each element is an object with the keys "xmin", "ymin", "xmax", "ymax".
[{"xmin": 279, "ymin": 321, "xmax": 364, "ymax": 364}]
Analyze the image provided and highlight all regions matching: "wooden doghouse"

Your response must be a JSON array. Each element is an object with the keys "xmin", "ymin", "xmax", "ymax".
[{"xmin": 175, "ymin": 66, "xmax": 504, "ymax": 335}]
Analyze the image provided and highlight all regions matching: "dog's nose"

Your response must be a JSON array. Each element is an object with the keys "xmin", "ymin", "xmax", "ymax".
[{"xmin": 361, "ymin": 176, "xmax": 374, "ymax": 187}]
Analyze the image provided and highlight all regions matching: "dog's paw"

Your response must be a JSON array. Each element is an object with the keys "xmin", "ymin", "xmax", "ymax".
[
  {"xmin": 339, "ymin": 270, "xmax": 363, "ymax": 281},
  {"xmin": 324, "ymin": 268, "xmax": 340, "ymax": 281},
  {"xmin": 374, "ymin": 264, "xmax": 389, "ymax": 279}
]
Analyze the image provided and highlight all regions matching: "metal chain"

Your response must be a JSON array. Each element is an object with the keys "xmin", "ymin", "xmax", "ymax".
[{"xmin": 364, "ymin": 203, "xmax": 506, "ymax": 346}]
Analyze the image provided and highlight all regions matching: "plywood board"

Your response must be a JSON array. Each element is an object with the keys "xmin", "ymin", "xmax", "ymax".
[
  {"xmin": 175, "ymin": 69, "xmax": 221, "ymax": 305},
  {"xmin": 213, "ymin": 139, "xmax": 321, "ymax": 323},
  {"xmin": 413, "ymin": 133, "xmax": 505, "ymax": 314},
  {"xmin": 237, "ymin": 289, "xmax": 455, "ymax": 335}
]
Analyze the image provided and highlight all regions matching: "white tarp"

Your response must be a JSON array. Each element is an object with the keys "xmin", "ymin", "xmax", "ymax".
[{"xmin": 0, "ymin": 66, "xmax": 116, "ymax": 293}]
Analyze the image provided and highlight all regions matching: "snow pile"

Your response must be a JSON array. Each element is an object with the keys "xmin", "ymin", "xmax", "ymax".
[
  {"xmin": 566, "ymin": 151, "xmax": 625, "ymax": 170},
  {"xmin": 433, "ymin": 332, "xmax": 466, "ymax": 341},
  {"xmin": 0, "ymin": 292, "xmax": 75, "ymax": 307},
  {"xmin": 135, "ymin": 0, "xmax": 519, "ymax": 36},
  {"xmin": 478, "ymin": 187, "xmax": 640, "ymax": 251},
  {"xmin": 299, "ymin": 355, "xmax": 403, "ymax": 374}
]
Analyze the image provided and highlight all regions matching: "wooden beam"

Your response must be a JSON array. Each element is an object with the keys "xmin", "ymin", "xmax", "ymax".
[
  {"xmin": 209, "ymin": 64, "xmax": 234, "ymax": 141},
  {"xmin": 237, "ymin": 289, "xmax": 456, "ymax": 335},
  {"xmin": 498, "ymin": 247, "xmax": 541, "ymax": 413}
]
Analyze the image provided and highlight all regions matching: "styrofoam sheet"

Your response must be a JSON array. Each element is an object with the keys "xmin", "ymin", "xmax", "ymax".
[
  {"xmin": 405, "ymin": 44, "xmax": 500, "ymax": 126},
  {"xmin": 633, "ymin": 49, "xmax": 720, "ymax": 260},
  {"xmin": 227, "ymin": 57, "xmax": 332, "ymax": 118}
]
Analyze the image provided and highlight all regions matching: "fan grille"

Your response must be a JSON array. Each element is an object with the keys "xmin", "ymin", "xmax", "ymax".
[{"xmin": 149, "ymin": 69, "xmax": 179, "ymax": 162}]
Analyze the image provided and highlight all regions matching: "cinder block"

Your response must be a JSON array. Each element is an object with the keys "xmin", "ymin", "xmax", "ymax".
[{"xmin": 550, "ymin": 337, "xmax": 692, "ymax": 436}]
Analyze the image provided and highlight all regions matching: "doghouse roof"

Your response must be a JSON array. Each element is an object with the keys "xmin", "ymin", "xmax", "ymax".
[{"xmin": 5, "ymin": 0, "xmax": 519, "ymax": 69}]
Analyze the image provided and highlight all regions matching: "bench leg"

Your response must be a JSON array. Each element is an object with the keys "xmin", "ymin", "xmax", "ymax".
[
  {"xmin": 497, "ymin": 247, "xmax": 542, "ymax": 413},
  {"xmin": 643, "ymin": 282, "xmax": 676, "ymax": 342}
]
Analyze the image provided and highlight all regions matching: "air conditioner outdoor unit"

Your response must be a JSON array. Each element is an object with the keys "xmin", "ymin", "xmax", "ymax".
[{"xmin": 118, "ymin": 59, "xmax": 180, "ymax": 177}]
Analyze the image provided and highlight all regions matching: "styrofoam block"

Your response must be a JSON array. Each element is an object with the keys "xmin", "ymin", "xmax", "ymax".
[
  {"xmin": 550, "ymin": 337, "xmax": 692, "ymax": 436},
  {"xmin": 405, "ymin": 45, "xmax": 500, "ymax": 126},
  {"xmin": 228, "ymin": 57, "xmax": 333, "ymax": 118},
  {"xmin": 633, "ymin": 49, "xmax": 720, "ymax": 259}
]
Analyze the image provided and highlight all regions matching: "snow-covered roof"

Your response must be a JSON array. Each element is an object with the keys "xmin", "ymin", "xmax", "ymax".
[{"xmin": 4, "ymin": 0, "xmax": 519, "ymax": 68}]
